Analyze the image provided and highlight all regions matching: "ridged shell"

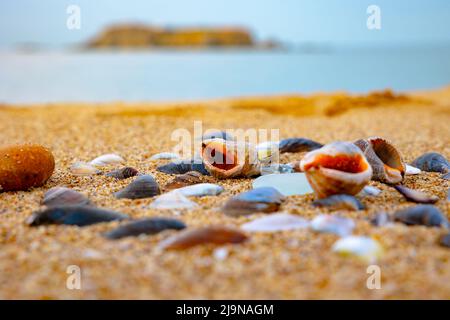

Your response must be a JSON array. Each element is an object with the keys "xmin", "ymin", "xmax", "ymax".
[
  {"xmin": 278, "ymin": 138, "xmax": 323, "ymax": 154},
  {"xmin": 201, "ymin": 139, "xmax": 260, "ymax": 179},
  {"xmin": 114, "ymin": 175, "xmax": 160, "ymax": 199},
  {"xmin": 89, "ymin": 153, "xmax": 125, "ymax": 167},
  {"xmin": 104, "ymin": 217, "xmax": 186, "ymax": 239},
  {"xmin": 300, "ymin": 141, "xmax": 372, "ymax": 199},
  {"xmin": 105, "ymin": 167, "xmax": 139, "ymax": 180},
  {"xmin": 354, "ymin": 137, "xmax": 405, "ymax": 184},
  {"xmin": 42, "ymin": 187, "xmax": 90, "ymax": 207},
  {"xmin": 411, "ymin": 152, "xmax": 449, "ymax": 173}
]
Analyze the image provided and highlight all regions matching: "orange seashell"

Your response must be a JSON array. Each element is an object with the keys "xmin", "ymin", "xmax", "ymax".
[{"xmin": 300, "ymin": 141, "xmax": 372, "ymax": 199}]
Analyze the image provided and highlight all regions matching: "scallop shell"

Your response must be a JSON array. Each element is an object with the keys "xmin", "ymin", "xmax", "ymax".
[
  {"xmin": 105, "ymin": 167, "xmax": 139, "ymax": 180},
  {"xmin": 411, "ymin": 152, "xmax": 449, "ymax": 174},
  {"xmin": 114, "ymin": 175, "xmax": 160, "ymax": 199},
  {"xmin": 70, "ymin": 162, "xmax": 101, "ymax": 176},
  {"xmin": 104, "ymin": 217, "xmax": 186, "ymax": 239},
  {"xmin": 42, "ymin": 187, "xmax": 91, "ymax": 207},
  {"xmin": 278, "ymin": 138, "xmax": 323, "ymax": 154},
  {"xmin": 201, "ymin": 139, "xmax": 261, "ymax": 179},
  {"xmin": 354, "ymin": 137, "xmax": 405, "ymax": 184},
  {"xmin": 89, "ymin": 153, "xmax": 125, "ymax": 167},
  {"xmin": 299, "ymin": 141, "xmax": 372, "ymax": 199}
]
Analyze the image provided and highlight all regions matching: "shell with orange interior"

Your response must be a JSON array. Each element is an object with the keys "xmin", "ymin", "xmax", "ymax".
[
  {"xmin": 354, "ymin": 137, "xmax": 405, "ymax": 184},
  {"xmin": 300, "ymin": 141, "xmax": 372, "ymax": 199},
  {"xmin": 201, "ymin": 138, "xmax": 261, "ymax": 179}
]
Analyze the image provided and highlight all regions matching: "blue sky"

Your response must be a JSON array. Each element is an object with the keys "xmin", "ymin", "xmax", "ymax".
[{"xmin": 1, "ymin": 0, "xmax": 449, "ymax": 47}]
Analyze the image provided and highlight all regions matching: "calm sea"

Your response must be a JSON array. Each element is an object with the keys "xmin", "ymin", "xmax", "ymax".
[{"xmin": 1, "ymin": 45, "xmax": 450, "ymax": 104}]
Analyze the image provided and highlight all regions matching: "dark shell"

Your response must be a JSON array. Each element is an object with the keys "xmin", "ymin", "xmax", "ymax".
[
  {"xmin": 106, "ymin": 167, "xmax": 138, "ymax": 180},
  {"xmin": 114, "ymin": 175, "xmax": 160, "ymax": 199},
  {"xmin": 440, "ymin": 233, "xmax": 450, "ymax": 248},
  {"xmin": 370, "ymin": 212, "xmax": 392, "ymax": 227},
  {"xmin": 104, "ymin": 217, "xmax": 186, "ymax": 239},
  {"xmin": 441, "ymin": 172, "xmax": 450, "ymax": 180},
  {"xmin": 159, "ymin": 226, "xmax": 248, "ymax": 250},
  {"xmin": 312, "ymin": 194, "xmax": 365, "ymax": 211},
  {"xmin": 278, "ymin": 138, "xmax": 323, "ymax": 154},
  {"xmin": 393, "ymin": 205, "xmax": 448, "ymax": 227},
  {"xmin": 394, "ymin": 185, "xmax": 439, "ymax": 204},
  {"xmin": 157, "ymin": 159, "xmax": 209, "ymax": 175},
  {"xmin": 222, "ymin": 187, "xmax": 285, "ymax": 217},
  {"xmin": 27, "ymin": 205, "xmax": 128, "ymax": 227},
  {"xmin": 411, "ymin": 152, "xmax": 450, "ymax": 174},
  {"xmin": 42, "ymin": 187, "xmax": 90, "ymax": 207},
  {"xmin": 202, "ymin": 130, "xmax": 235, "ymax": 141},
  {"xmin": 163, "ymin": 171, "xmax": 202, "ymax": 191}
]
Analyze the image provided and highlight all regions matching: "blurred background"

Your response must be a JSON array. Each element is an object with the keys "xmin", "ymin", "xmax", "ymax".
[{"xmin": 0, "ymin": 0, "xmax": 450, "ymax": 104}]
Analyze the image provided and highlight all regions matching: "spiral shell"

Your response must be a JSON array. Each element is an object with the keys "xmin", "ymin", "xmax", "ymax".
[
  {"xmin": 354, "ymin": 137, "xmax": 405, "ymax": 184},
  {"xmin": 300, "ymin": 141, "xmax": 372, "ymax": 199}
]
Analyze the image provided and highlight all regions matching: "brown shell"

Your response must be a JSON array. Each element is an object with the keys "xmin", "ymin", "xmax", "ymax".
[
  {"xmin": 354, "ymin": 137, "xmax": 405, "ymax": 184},
  {"xmin": 0, "ymin": 144, "xmax": 55, "ymax": 192},
  {"xmin": 163, "ymin": 171, "xmax": 203, "ymax": 191}
]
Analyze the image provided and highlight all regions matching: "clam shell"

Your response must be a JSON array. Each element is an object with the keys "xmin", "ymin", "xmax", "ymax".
[
  {"xmin": 114, "ymin": 175, "xmax": 160, "ymax": 199},
  {"xmin": 177, "ymin": 183, "xmax": 224, "ymax": 197},
  {"xmin": 201, "ymin": 139, "xmax": 261, "ymax": 179},
  {"xmin": 105, "ymin": 167, "xmax": 139, "ymax": 180},
  {"xmin": 163, "ymin": 171, "xmax": 202, "ymax": 191},
  {"xmin": 158, "ymin": 226, "xmax": 248, "ymax": 250},
  {"xmin": 311, "ymin": 214, "xmax": 355, "ymax": 237},
  {"xmin": 300, "ymin": 141, "xmax": 372, "ymax": 199},
  {"xmin": 150, "ymin": 190, "xmax": 198, "ymax": 210},
  {"xmin": 157, "ymin": 159, "xmax": 209, "ymax": 175},
  {"xmin": 89, "ymin": 153, "xmax": 125, "ymax": 167},
  {"xmin": 104, "ymin": 217, "xmax": 186, "ymax": 239},
  {"xmin": 354, "ymin": 137, "xmax": 405, "ymax": 184},
  {"xmin": 241, "ymin": 213, "xmax": 309, "ymax": 232},
  {"xmin": 42, "ymin": 187, "xmax": 90, "ymax": 207},
  {"xmin": 332, "ymin": 236, "xmax": 383, "ymax": 263},
  {"xmin": 278, "ymin": 138, "xmax": 323, "ymax": 154},
  {"xmin": 393, "ymin": 205, "xmax": 448, "ymax": 227},
  {"xmin": 70, "ymin": 162, "xmax": 101, "ymax": 176},
  {"xmin": 222, "ymin": 187, "xmax": 285, "ymax": 217},
  {"xmin": 27, "ymin": 205, "xmax": 128, "ymax": 227},
  {"xmin": 394, "ymin": 185, "xmax": 439, "ymax": 204},
  {"xmin": 312, "ymin": 194, "xmax": 365, "ymax": 211},
  {"xmin": 411, "ymin": 152, "xmax": 449, "ymax": 173},
  {"xmin": 150, "ymin": 152, "xmax": 180, "ymax": 161}
]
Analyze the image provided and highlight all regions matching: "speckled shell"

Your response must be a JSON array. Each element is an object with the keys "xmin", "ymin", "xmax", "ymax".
[
  {"xmin": 354, "ymin": 137, "xmax": 405, "ymax": 184},
  {"xmin": 0, "ymin": 144, "xmax": 55, "ymax": 192},
  {"xmin": 201, "ymin": 139, "xmax": 260, "ymax": 179},
  {"xmin": 300, "ymin": 141, "xmax": 372, "ymax": 199}
]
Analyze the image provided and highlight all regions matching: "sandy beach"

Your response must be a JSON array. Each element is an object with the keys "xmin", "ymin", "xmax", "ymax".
[{"xmin": 0, "ymin": 87, "xmax": 449, "ymax": 299}]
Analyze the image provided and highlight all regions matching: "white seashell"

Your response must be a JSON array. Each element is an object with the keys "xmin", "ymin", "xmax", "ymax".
[
  {"xmin": 89, "ymin": 153, "xmax": 125, "ymax": 167},
  {"xmin": 359, "ymin": 185, "xmax": 381, "ymax": 197},
  {"xmin": 150, "ymin": 190, "xmax": 198, "ymax": 210},
  {"xmin": 150, "ymin": 152, "xmax": 180, "ymax": 161},
  {"xmin": 241, "ymin": 213, "xmax": 309, "ymax": 232},
  {"xmin": 310, "ymin": 215, "xmax": 355, "ymax": 237},
  {"xmin": 70, "ymin": 162, "xmax": 101, "ymax": 176},
  {"xmin": 332, "ymin": 236, "xmax": 383, "ymax": 263},
  {"xmin": 177, "ymin": 183, "xmax": 224, "ymax": 197},
  {"xmin": 405, "ymin": 164, "xmax": 421, "ymax": 175}
]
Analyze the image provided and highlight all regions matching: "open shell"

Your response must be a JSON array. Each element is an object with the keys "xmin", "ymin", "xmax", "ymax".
[
  {"xmin": 201, "ymin": 139, "xmax": 260, "ymax": 179},
  {"xmin": 354, "ymin": 137, "xmax": 405, "ymax": 184},
  {"xmin": 300, "ymin": 141, "xmax": 372, "ymax": 199}
]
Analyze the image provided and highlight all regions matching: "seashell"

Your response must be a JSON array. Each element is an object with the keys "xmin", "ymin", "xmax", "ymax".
[
  {"xmin": 312, "ymin": 194, "xmax": 365, "ymax": 211},
  {"xmin": 241, "ymin": 213, "xmax": 309, "ymax": 232},
  {"xmin": 411, "ymin": 152, "xmax": 449, "ymax": 174},
  {"xmin": 150, "ymin": 152, "xmax": 180, "ymax": 161},
  {"xmin": 163, "ymin": 171, "xmax": 202, "ymax": 191},
  {"xmin": 0, "ymin": 144, "xmax": 55, "ymax": 192},
  {"xmin": 150, "ymin": 190, "xmax": 198, "ymax": 210},
  {"xmin": 278, "ymin": 138, "xmax": 323, "ymax": 154},
  {"xmin": 27, "ymin": 205, "xmax": 128, "ymax": 227},
  {"xmin": 158, "ymin": 226, "xmax": 248, "ymax": 250},
  {"xmin": 105, "ymin": 167, "xmax": 139, "ymax": 180},
  {"xmin": 405, "ymin": 164, "xmax": 421, "ymax": 175},
  {"xmin": 332, "ymin": 236, "xmax": 383, "ymax": 263},
  {"xmin": 394, "ymin": 185, "xmax": 439, "ymax": 204},
  {"xmin": 310, "ymin": 215, "xmax": 355, "ymax": 237},
  {"xmin": 393, "ymin": 205, "xmax": 448, "ymax": 227},
  {"xmin": 70, "ymin": 162, "xmax": 101, "ymax": 176},
  {"xmin": 370, "ymin": 212, "xmax": 392, "ymax": 227},
  {"xmin": 201, "ymin": 139, "xmax": 261, "ymax": 179},
  {"xmin": 440, "ymin": 233, "xmax": 450, "ymax": 248},
  {"xmin": 201, "ymin": 130, "xmax": 235, "ymax": 142},
  {"xmin": 359, "ymin": 185, "xmax": 381, "ymax": 197},
  {"xmin": 442, "ymin": 172, "xmax": 450, "ymax": 180},
  {"xmin": 300, "ymin": 142, "xmax": 372, "ymax": 199},
  {"xmin": 177, "ymin": 183, "xmax": 224, "ymax": 197},
  {"xmin": 89, "ymin": 153, "xmax": 125, "ymax": 167},
  {"xmin": 354, "ymin": 137, "xmax": 405, "ymax": 184},
  {"xmin": 222, "ymin": 187, "xmax": 285, "ymax": 217},
  {"xmin": 42, "ymin": 187, "xmax": 90, "ymax": 207},
  {"xmin": 252, "ymin": 173, "xmax": 313, "ymax": 196},
  {"xmin": 104, "ymin": 217, "xmax": 186, "ymax": 239},
  {"xmin": 157, "ymin": 159, "xmax": 209, "ymax": 175},
  {"xmin": 114, "ymin": 175, "xmax": 160, "ymax": 199}
]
